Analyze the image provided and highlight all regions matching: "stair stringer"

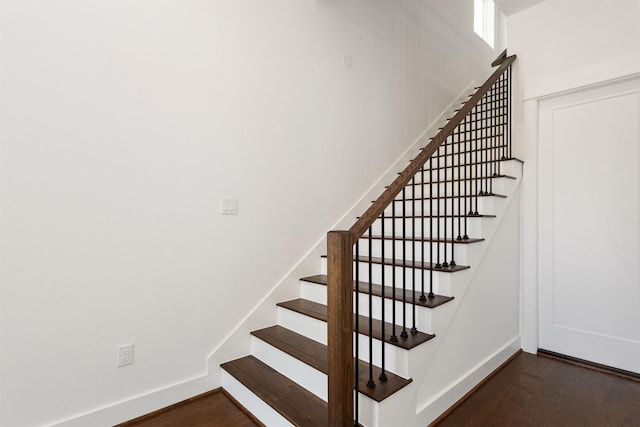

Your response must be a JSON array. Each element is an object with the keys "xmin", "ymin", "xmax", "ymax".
[
  {"xmin": 352, "ymin": 162, "xmax": 522, "ymax": 427},
  {"xmin": 206, "ymin": 79, "xmax": 482, "ymax": 387}
]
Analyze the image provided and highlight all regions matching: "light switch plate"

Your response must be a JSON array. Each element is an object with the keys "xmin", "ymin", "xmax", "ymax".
[{"xmin": 220, "ymin": 198, "xmax": 238, "ymax": 215}]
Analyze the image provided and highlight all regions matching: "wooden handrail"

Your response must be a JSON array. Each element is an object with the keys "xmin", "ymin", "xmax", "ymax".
[
  {"xmin": 491, "ymin": 48, "xmax": 508, "ymax": 67},
  {"xmin": 349, "ymin": 54, "xmax": 515, "ymax": 239},
  {"xmin": 327, "ymin": 52, "xmax": 515, "ymax": 425}
]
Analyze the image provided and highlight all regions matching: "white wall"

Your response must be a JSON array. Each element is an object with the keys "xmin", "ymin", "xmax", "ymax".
[
  {"xmin": 507, "ymin": 0, "xmax": 640, "ymax": 353},
  {"xmin": 0, "ymin": 1, "xmax": 499, "ymax": 425},
  {"xmin": 508, "ymin": 0, "xmax": 640, "ymax": 101}
]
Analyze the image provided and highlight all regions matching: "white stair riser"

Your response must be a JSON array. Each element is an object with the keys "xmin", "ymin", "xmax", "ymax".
[
  {"xmin": 420, "ymin": 164, "xmax": 507, "ymax": 182},
  {"xmin": 354, "ymin": 332, "xmax": 410, "ymax": 379},
  {"xmin": 299, "ymin": 282, "xmax": 434, "ymax": 333},
  {"xmin": 369, "ymin": 217, "xmax": 485, "ymax": 238},
  {"xmin": 432, "ymin": 151, "xmax": 504, "ymax": 166},
  {"xmin": 221, "ymin": 370, "xmax": 294, "ymax": 427},
  {"xmin": 352, "ymin": 262, "xmax": 453, "ymax": 299},
  {"xmin": 421, "ymin": 158, "xmax": 521, "ymax": 181},
  {"xmin": 357, "ymin": 392, "xmax": 382, "ymax": 427},
  {"xmin": 433, "ymin": 145, "xmax": 508, "ymax": 159},
  {"xmin": 359, "ymin": 239, "xmax": 485, "ymax": 265},
  {"xmin": 300, "ymin": 281, "xmax": 329, "ymax": 305},
  {"xmin": 251, "ymin": 336, "xmax": 328, "ymax": 401},
  {"xmin": 436, "ymin": 137, "xmax": 507, "ymax": 150},
  {"xmin": 320, "ymin": 258, "xmax": 455, "ymax": 296},
  {"xmin": 382, "ymin": 196, "xmax": 502, "ymax": 216},
  {"xmin": 277, "ymin": 306, "xmax": 410, "ymax": 377},
  {"xmin": 356, "ymin": 240, "xmax": 471, "ymax": 265},
  {"xmin": 355, "ymin": 291, "xmax": 433, "ymax": 333},
  {"xmin": 403, "ymin": 177, "xmax": 513, "ymax": 198},
  {"xmin": 278, "ymin": 306, "xmax": 327, "ymax": 344}
]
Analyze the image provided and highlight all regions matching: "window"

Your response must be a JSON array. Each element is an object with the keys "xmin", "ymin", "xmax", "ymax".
[{"xmin": 474, "ymin": 0, "xmax": 495, "ymax": 48}]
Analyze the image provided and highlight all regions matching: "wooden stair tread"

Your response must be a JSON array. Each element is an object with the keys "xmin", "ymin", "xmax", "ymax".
[
  {"xmin": 357, "ymin": 256, "xmax": 470, "ymax": 272},
  {"xmin": 408, "ymin": 174, "xmax": 517, "ymax": 185},
  {"xmin": 374, "ymin": 213, "xmax": 496, "ymax": 219},
  {"xmin": 277, "ymin": 299, "xmax": 435, "ymax": 350},
  {"xmin": 221, "ymin": 355, "xmax": 327, "ymax": 426},
  {"xmin": 436, "ymin": 122, "xmax": 506, "ymax": 132},
  {"xmin": 428, "ymin": 133, "xmax": 506, "ymax": 144},
  {"xmin": 322, "ymin": 255, "xmax": 470, "ymax": 272},
  {"xmin": 431, "ymin": 144, "xmax": 509, "ymax": 158},
  {"xmin": 389, "ymin": 192, "xmax": 507, "ymax": 201},
  {"xmin": 416, "ymin": 157, "xmax": 523, "ymax": 170},
  {"xmin": 300, "ymin": 274, "xmax": 454, "ymax": 309},
  {"xmin": 361, "ymin": 235, "xmax": 485, "ymax": 244},
  {"xmin": 251, "ymin": 326, "xmax": 412, "ymax": 402}
]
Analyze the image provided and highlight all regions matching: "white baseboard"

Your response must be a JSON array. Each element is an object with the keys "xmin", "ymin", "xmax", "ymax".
[{"xmin": 52, "ymin": 374, "xmax": 212, "ymax": 427}]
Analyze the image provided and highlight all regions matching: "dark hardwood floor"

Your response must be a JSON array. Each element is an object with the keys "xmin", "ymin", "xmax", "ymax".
[
  {"xmin": 120, "ymin": 352, "xmax": 640, "ymax": 426},
  {"xmin": 116, "ymin": 389, "xmax": 261, "ymax": 427},
  {"xmin": 435, "ymin": 352, "xmax": 640, "ymax": 426}
]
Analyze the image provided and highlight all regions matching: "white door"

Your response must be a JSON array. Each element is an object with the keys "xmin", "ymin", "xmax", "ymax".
[{"xmin": 538, "ymin": 76, "xmax": 640, "ymax": 374}]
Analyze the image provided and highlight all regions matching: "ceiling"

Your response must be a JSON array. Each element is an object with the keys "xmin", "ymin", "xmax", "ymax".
[{"xmin": 494, "ymin": 0, "xmax": 547, "ymax": 17}]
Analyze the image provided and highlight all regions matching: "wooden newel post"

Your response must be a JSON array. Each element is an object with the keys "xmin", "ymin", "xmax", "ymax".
[{"xmin": 327, "ymin": 230, "xmax": 354, "ymax": 426}]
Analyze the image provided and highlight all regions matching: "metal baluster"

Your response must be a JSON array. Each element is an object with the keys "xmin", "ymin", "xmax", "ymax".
[
  {"xmin": 488, "ymin": 85, "xmax": 494, "ymax": 195},
  {"xmin": 354, "ymin": 240, "xmax": 360, "ymax": 425},
  {"xmin": 457, "ymin": 121, "xmax": 462, "ymax": 243},
  {"xmin": 494, "ymin": 79, "xmax": 500, "ymax": 177},
  {"xmin": 442, "ymin": 136, "xmax": 449, "ymax": 269},
  {"xmin": 502, "ymin": 77, "xmax": 506, "ymax": 161},
  {"xmin": 463, "ymin": 115, "xmax": 469, "ymax": 240},
  {"xmin": 420, "ymin": 165, "xmax": 427, "ymax": 302},
  {"xmin": 501, "ymin": 72, "xmax": 507, "ymax": 161},
  {"xmin": 411, "ymin": 176, "xmax": 417, "ymax": 334},
  {"xmin": 508, "ymin": 66, "xmax": 512, "ymax": 158},
  {"xmin": 473, "ymin": 103, "xmax": 479, "ymax": 215},
  {"xmin": 491, "ymin": 80, "xmax": 497, "ymax": 193},
  {"xmin": 436, "ymin": 141, "xmax": 442, "ymax": 268},
  {"xmin": 484, "ymin": 90, "xmax": 490, "ymax": 195},
  {"xmin": 428, "ymin": 159, "xmax": 435, "ymax": 299},
  {"xmin": 479, "ymin": 93, "xmax": 485, "ymax": 196},
  {"xmin": 450, "ymin": 128, "xmax": 457, "ymax": 267},
  {"xmin": 503, "ymin": 68, "xmax": 507, "ymax": 159},
  {"xmin": 503, "ymin": 71, "xmax": 508, "ymax": 162},
  {"xmin": 470, "ymin": 105, "xmax": 476, "ymax": 214},
  {"xmin": 497, "ymin": 79, "xmax": 502, "ymax": 176},
  {"xmin": 379, "ymin": 215, "xmax": 387, "ymax": 381},
  {"xmin": 485, "ymin": 86, "xmax": 490, "ymax": 193},
  {"xmin": 401, "ymin": 188, "xmax": 408, "ymax": 339},
  {"xmin": 500, "ymin": 72, "xmax": 506, "ymax": 170},
  {"xmin": 390, "ymin": 200, "xmax": 398, "ymax": 343},
  {"xmin": 367, "ymin": 231, "xmax": 375, "ymax": 389},
  {"xmin": 478, "ymin": 98, "xmax": 483, "ymax": 213}
]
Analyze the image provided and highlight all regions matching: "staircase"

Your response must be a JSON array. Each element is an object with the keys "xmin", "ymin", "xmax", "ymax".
[{"xmin": 220, "ymin": 53, "xmax": 520, "ymax": 426}]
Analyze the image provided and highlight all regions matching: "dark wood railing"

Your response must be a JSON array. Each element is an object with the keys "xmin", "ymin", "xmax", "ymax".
[{"xmin": 327, "ymin": 51, "xmax": 516, "ymax": 426}]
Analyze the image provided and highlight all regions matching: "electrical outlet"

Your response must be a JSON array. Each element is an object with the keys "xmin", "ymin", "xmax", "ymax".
[{"xmin": 117, "ymin": 343, "xmax": 134, "ymax": 367}]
